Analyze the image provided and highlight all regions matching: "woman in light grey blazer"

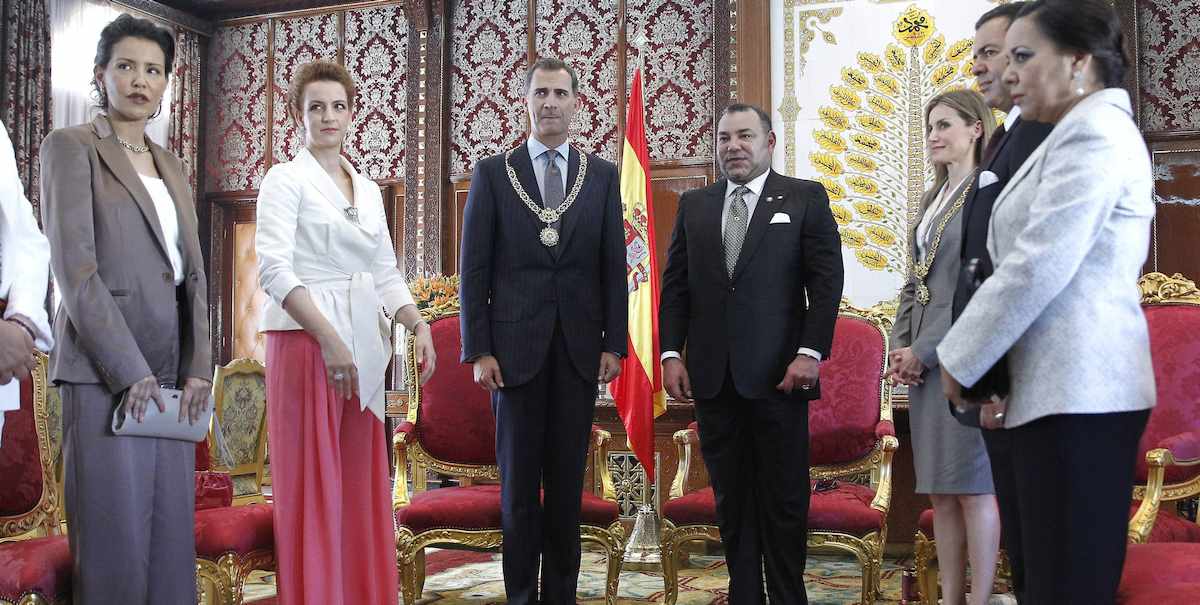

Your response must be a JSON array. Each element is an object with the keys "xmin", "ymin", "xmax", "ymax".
[
  {"xmin": 937, "ymin": 2, "xmax": 1153, "ymax": 603},
  {"xmin": 889, "ymin": 89, "xmax": 998, "ymax": 605},
  {"xmin": 40, "ymin": 15, "xmax": 210, "ymax": 604}
]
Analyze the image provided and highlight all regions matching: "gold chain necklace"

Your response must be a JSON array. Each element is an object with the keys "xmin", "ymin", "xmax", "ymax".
[
  {"xmin": 504, "ymin": 147, "xmax": 588, "ymax": 247},
  {"xmin": 912, "ymin": 178, "xmax": 973, "ymax": 305},
  {"xmin": 117, "ymin": 137, "xmax": 150, "ymax": 154}
]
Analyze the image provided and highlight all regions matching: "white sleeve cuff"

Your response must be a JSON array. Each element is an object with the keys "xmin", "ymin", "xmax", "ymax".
[
  {"xmin": 661, "ymin": 350, "xmax": 682, "ymax": 363},
  {"xmin": 796, "ymin": 347, "xmax": 822, "ymax": 362}
]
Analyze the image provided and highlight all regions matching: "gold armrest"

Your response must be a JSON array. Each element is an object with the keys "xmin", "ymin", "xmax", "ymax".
[
  {"xmin": 592, "ymin": 427, "xmax": 615, "ymax": 501},
  {"xmin": 869, "ymin": 435, "xmax": 900, "ymax": 513},
  {"xmin": 669, "ymin": 427, "xmax": 699, "ymax": 499},
  {"xmin": 1129, "ymin": 448, "xmax": 1169, "ymax": 544},
  {"xmin": 392, "ymin": 430, "xmax": 412, "ymax": 508}
]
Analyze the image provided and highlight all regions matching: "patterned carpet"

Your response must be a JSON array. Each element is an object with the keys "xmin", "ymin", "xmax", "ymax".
[{"xmin": 244, "ymin": 549, "xmax": 912, "ymax": 604}]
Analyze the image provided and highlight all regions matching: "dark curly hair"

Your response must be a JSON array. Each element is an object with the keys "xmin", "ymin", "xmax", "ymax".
[{"xmin": 92, "ymin": 14, "xmax": 176, "ymax": 115}]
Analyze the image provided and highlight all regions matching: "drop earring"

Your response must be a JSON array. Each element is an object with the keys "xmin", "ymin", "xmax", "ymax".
[{"xmin": 1072, "ymin": 71, "xmax": 1086, "ymax": 96}]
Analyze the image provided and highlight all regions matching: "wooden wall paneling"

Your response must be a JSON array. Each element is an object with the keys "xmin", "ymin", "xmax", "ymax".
[
  {"xmin": 1148, "ymin": 144, "xmax": 1200, "ymax": 280},
  {"xmin": 733, "ymin": 0, "xmax": 769, "ymax": 111},
  {"xmin": 209, "ymin": 195, "xmax": 258, "ymax": 365},
  {"xmin": 422, "ymin": 1, "xmax": 448, "ymax": 274},
  {"xmin": 444, "ymin": 179, "xmax": 472, "ymax": 276},
  {"xmin": 648, "ymin": 162, "xmax": 715, "ymax": 274}
]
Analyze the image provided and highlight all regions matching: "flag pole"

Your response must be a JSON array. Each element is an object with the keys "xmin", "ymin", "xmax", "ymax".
[{"xmin": 621, "ymin": 27, "xmax": 666, "ymax": 572}]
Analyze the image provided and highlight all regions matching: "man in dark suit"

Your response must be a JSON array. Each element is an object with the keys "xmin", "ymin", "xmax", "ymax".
[
  {"xmin": 458, "ymin": 57, "xmax": 627, "ymax": 605},
  {"xmin": 952, "ymin": 3, "xmax": 1053, "ymax": 601},
  {"xmin": 659, "ymin": 103, "xmax": 844, "ymax": 604}
]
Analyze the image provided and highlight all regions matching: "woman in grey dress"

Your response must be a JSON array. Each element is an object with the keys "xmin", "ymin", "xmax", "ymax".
[{"xmin": 888, "ymin": 89, "xmax": 999, "ymax": 605}]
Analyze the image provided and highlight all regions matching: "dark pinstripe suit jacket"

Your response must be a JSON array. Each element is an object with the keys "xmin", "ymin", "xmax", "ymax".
[{"xmin": 458, "ymin": 142, "xmax": 627, "ymax": 387}]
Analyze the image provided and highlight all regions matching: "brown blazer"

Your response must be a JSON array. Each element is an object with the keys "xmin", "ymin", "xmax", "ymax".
[{"xmin": 39, "ymin": 116, "xmax": 210, "ymax": 391}]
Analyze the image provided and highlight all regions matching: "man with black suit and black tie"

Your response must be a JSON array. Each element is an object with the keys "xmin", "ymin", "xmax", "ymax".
[
  {"xmin": 952, "ymin": 4, "xmax": 1053, "ymax": 602},
  {"xmin": 659, "ymin": 103, "xmax": 844, "ymax": 604},
  {"xmin": 458, "ymin": 57, "xmax": 627, "ymax": 605}
]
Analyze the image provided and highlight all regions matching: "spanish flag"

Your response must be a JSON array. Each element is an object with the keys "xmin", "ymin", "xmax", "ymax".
[{"xmin": 611, "ymin": 68, "xmax": 665, "ymax": 479}]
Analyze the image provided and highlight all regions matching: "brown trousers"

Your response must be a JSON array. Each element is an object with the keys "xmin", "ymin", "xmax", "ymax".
[{"xmin": 61, "ymin": 383, "xmax": 196, "ymax": 605}]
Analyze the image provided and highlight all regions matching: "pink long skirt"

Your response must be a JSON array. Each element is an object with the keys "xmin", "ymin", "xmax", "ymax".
[{"xmin": 265, "ymin": 330, "xmax": 398, "ymax": 605}]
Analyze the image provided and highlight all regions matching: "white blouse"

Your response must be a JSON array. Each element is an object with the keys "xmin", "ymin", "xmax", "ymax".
[
  {"xmin": 255, "ymin": 148, "xmax": 414, "ymax": 421},
  {"xmin": 138, "ymin": 175, "xmax": 185, "ymax": 285}
]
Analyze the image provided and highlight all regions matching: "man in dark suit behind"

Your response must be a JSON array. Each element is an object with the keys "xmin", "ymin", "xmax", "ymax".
[
  {"xmin": 659, "ymin": 103, "xmax": 844, "ymax": 604},
  {"xmin": 458, "ymin": 57, "xmax": 627, "ymax": 605},
  {"xmin": 953, "ymin": 3, "xmax": 1054, "ymax": 601}
]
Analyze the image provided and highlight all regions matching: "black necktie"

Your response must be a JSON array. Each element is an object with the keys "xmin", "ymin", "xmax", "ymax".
[{"xmin": 983, "ymin": 123, "xmax": 1007, "ymax": 165}]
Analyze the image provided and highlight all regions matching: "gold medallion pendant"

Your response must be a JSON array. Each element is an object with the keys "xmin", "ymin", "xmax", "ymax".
[
  {"xmin": 504, "ymin": 147, "xmax": 589, "ymax": 248},
  {"xmin": 916, "ymin": 282, "xmax": 931, "ymax": 305}
]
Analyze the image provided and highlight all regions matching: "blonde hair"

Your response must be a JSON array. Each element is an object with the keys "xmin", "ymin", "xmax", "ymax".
[{"xmin": 924, "ymin": 89, "xmax": 996, "ymax": 199}]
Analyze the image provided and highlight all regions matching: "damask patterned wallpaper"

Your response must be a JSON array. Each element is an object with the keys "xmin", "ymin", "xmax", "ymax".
[
  {"xmin": 448, "ymin": 0, "xmax": 717, "ymax": 176},
  {"xmin": 204, "ymin": 7, "xmax": 409, "ymax": 193},
  {"xmin": 448, "ymin": 1, "xmax": 528, "ymax": 176},
  {"xmin": 345, "ymin": 5, "xmax": 410, "ymax": 179},
  {"xmin": 205, "ymin": 21, "xmax": 269, "ymax": 192},
  {"xmin": 1137, "ymin": 0, "xmax": 1200, "ymax": 134},
  {"xmin": 628, "ymin": 0, "xmax": 714, "ymax": 162},
  {"xmin": 270, "ymin": 14, "xmax": 339, "ymax": 166},
  {"xmin": 537, "ymin": 0, "xmax": 620, "ymax": 162}
]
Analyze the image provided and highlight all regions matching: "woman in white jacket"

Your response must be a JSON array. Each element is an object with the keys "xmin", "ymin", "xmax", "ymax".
[
  {"xmin": 938, "ymin": 2, "xmax": 1154, "ymax": 603},
  {"xmin": 255, "ymin": 60, "xmax": 435, "ymax": 605}
]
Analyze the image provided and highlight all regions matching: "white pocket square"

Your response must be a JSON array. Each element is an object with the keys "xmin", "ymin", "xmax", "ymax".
[
  {"xmin": 769, "ymin": 212, "xmax": 791, "ymax": 224},
  {"xmin": 979, "ymin": 170, "xmax": 1000, "ymax": 188}
]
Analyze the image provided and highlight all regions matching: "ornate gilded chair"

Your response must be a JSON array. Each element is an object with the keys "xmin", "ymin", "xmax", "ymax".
[
  {"xmin": 659, "ymin": 302, "xmax": 899, "ymax": 605},
  {"xmin": 392, "ymin": 311, "xmax": 625, "ymax": 605},
  {"xmin": 1126, "ymin": 273, "xmax": 1200, "ymax": 545},
  {"xmin": 209, "ymin": 358, "xmax": 269, "ymax": 504},
  {"xmin": 194, "ymin": 358, "xmax": 274, "ymax": 605},
  {"xmin": 0, "ymin": 352, "xmax": 71, "ymax": 605}
]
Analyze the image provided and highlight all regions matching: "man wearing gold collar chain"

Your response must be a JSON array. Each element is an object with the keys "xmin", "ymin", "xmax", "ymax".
[{"xmin": 458, "ymin": 57, "xmax": 627, "ymax": 605}]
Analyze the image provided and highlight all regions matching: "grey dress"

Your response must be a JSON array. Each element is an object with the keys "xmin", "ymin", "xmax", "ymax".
[{"xmin": 893, "ymin": 177, "xmax": 994, "ymax": 494}]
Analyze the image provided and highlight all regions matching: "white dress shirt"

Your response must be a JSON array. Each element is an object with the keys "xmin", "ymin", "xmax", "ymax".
[
  {"xmin": 0, "ymin": 122, "xmax": 52, "ymax": 351},
  {"xmin": 138, "ymin": 175, "xmax": 185, "ymax": 285},
  {"xmin": 662, "ymin": 170, "xmax": 822, "ymax": 364},
  {"xmin": 256, "ymin": 148, "xmax": 415, "ymax": 421}
]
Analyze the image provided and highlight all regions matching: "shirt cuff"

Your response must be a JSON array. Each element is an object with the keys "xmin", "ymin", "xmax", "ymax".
[
  {"xmin": 4, "ymin": 308, "xmax": 53, "ymax": 352},
  {"xmin": 661, "ymin": 351, "xmax": 681, "ymax": 363},
  {"xmin": 796, "ymin": 347, "xmax": 822, "ymax": 362}
]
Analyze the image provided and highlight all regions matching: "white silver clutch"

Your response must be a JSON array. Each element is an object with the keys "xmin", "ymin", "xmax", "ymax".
[{"xmin": 111, "ymin": 386, "xmax": 212, "ymax": 443}]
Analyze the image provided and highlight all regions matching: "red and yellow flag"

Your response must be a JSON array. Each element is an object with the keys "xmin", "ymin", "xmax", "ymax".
[{"xmin": 611, "ymin": 68, "xmax": 666, "ymax": 479}]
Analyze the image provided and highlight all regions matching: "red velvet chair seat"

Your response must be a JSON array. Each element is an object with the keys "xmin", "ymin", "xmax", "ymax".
[
  {"xmin": 0, "ymin": 535, "xmax": 71, "ymax": 602},
  {"xmin": 194, "ymin": 503, "xmax": 275, "ymax": 557},
  {"xmin": 1119, "ymin": 543, "xmax": 1200, "ymax": 604},
  {"xmin": 1140, "ymin": 506, "xmax": 1200, "ymax": 543},
  {"xmin": 808, "ymin": 481, "xmax": 885, "ymax": 535},
  {"xmin": 661, "ymin": 482, "xmax": 885, "ymax": 536},
  {"xmin": 395, "ymin": 484, "xmax": 619, "ymax": 534},
  {"xmin": 661, "ymin": 487, "xmax": 717, "ymax": 526}
]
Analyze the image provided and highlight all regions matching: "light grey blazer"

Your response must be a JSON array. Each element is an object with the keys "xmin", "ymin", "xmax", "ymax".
[
  {"xmin": 893, "ymin": 178, "xmax": 969, "ymax": 369},
  {"xmin": 937, "ymin": 89, "xmax": 1156, "ymax": 428}
]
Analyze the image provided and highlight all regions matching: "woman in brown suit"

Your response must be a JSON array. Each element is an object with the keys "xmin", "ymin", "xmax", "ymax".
[{"xmin": 39, "ymin": 14, "xmax": 210, "ymax": 604}]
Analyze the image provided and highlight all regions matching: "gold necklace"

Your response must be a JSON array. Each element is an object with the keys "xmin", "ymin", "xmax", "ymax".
[
  {"xmin": 117, "ymin": 137, "xmax": 150, "ymax": 154},
  {"xmin": 504, "ymin": 147, "xmax": 588, "ymax": 247},
  {"xmin": 912, "ymin": 177, "xmax": 974, "ymax": 305}
]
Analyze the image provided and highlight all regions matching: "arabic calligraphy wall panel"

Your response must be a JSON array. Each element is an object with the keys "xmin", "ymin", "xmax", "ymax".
[{"xmin": 771, "ymin": 1, "xmax": 1003, "ymax": 307}]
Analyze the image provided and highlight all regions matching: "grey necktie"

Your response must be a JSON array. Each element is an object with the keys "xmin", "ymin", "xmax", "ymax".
[
  {"xmin": 724, "ymin": 185, "xmax": 750, "ymax": 277},
  {"xmin": 543, "ymin": 150, "xmax": 564, "ymax": 236}
]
